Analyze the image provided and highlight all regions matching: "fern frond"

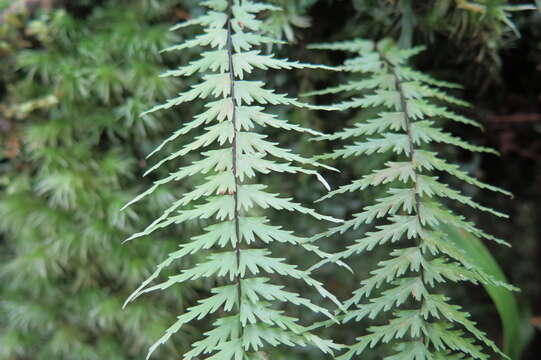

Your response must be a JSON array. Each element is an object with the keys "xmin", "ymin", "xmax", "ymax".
[
  {"xmin": 310, "ymin": 38, "xmax": 514, "ymax": 359},
  {"xmin": 124, "ymin": 1, "xmax": 341, "ymax": 359}
]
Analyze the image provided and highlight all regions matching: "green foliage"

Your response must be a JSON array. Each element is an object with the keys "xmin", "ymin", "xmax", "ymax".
[
  {"xmin": 1, "ymin": 1, "xmax": 537, "ymax": 359},
  {"xmin": 123, "ymin": 1, "xmax": 341, "ymax": 359},
  {"xmin": 343, "ymin": 0, "xmax": 534, "ymax": 88},
  {"xmin": 309, "ymin": 38, "xmax": 517, "ymax": 359},
  {"xmin": 0, "ymin": 1, "xmax": 194, "ymax": 359}
]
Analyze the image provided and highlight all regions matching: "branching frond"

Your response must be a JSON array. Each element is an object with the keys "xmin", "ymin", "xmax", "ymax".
[
  {"xmin": 123, "ymin": 1, "xmax": 341, "ymax": 359},
  {"xmin": 309, "ymin": 38, "xmax": 514, "ymax": 359}
]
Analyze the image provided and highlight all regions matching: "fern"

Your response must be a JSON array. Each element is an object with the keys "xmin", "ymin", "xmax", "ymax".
[
  {"xmin": 123, "ymin": 1, "xmax": 343, "ymax": 359},
  {"xmin": 309, "ymin": 38, "xmax": 517, "ymax": 359}
]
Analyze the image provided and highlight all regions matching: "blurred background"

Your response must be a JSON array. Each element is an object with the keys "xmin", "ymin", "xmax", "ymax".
[{"xmin": 0, "ymin": 0, "xmax": 540, "ymax": 359}]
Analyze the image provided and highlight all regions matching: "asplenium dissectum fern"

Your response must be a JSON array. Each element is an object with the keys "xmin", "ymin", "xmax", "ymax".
[
  {"xmin": 308, "ymin": 39, "xmax": 517, "ymax": 359},
  {"xmin": 123, "ymin": 1, "xmax": 343, "ymax": 359}
]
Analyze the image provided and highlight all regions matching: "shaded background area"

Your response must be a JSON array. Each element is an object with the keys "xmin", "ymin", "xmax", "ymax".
[{"xmin": 0, "ymin": 0, "xmax": 539, "ymax": 359}]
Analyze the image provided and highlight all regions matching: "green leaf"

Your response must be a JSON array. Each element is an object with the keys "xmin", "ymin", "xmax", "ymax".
[{"xmin": 441, "ymin": 223, "xmax": 529, "ymax": 360}]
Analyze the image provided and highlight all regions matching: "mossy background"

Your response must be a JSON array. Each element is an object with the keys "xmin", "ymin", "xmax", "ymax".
[{"xmin": 0, "ymin": 0, "xmax": 540, "ymax": 359}]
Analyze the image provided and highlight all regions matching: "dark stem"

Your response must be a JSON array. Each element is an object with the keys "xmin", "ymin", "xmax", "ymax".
[
  {"xmin": 382, "ymin": 53, "xmax": 427, "ymax": 345},
  {"xmin": 226, "ymin": 0, "xmax": 244, "ymax": 335}
]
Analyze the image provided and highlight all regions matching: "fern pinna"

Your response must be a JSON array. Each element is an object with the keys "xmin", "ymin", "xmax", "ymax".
[
  {"xmin": 309, "ymin": 39, "xmax": 516, "ymax": 359},
  {"xmin": 123, "ymin": 1, "xmax": 342, "ymax": 359}
]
